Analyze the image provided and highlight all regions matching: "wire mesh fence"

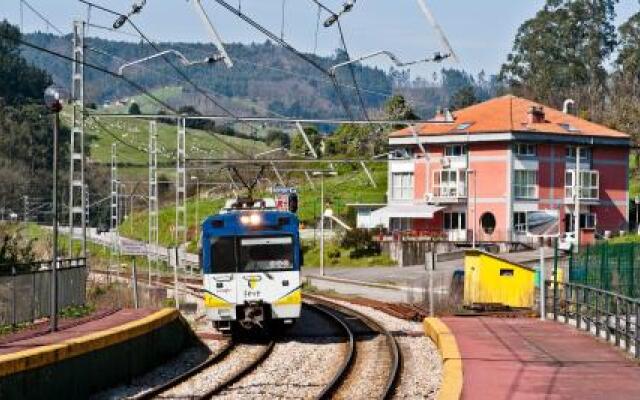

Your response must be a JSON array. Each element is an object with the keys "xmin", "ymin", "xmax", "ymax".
[
  {"xmin": 0, "ymin": 258, "xmax": 87, "ymax": 326},
  {"xmin": 569, "ymin": 242, "xmax": 640, "ymax": 299}
]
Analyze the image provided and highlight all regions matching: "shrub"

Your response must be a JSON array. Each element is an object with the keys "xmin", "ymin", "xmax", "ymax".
[{"xmin": 340, "ymin": 228, "xmax": 380, "ymax": 258}]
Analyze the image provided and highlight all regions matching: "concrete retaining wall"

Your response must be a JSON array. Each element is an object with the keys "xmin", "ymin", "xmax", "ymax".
[{"xmin": 0, "ymin": 308, "xmax": 194, "ymax": 399}]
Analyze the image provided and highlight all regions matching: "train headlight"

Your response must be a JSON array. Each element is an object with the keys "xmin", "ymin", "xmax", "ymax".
[
  {"xmin": 240, "ymin": 214, "xmax": 262, "ymax": 226},
  {"xmin": 249, "ymin": 214, "xmax": 261, "ymax": 226}
]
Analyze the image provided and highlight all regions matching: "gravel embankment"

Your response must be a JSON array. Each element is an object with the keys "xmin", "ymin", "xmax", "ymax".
[
  {"xmin": 90, "ymin": 339, "xmax": 228, "ymax": 400},
  {"xmin": 315, "ymin": 296, "xmax": 443, "ymax": 399},
  {"xmin": 160, "ymin": 342, "xmax": 269, "ymax": 398},
  {"xmin": 215, "ymin": 337, "xmax": 346, "ymax": 399}
]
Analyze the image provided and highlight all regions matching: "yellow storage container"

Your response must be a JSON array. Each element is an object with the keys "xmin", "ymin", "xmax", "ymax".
[{"xmin": 464, "ymin": 250, "xmax": 535, "ymax": 308}]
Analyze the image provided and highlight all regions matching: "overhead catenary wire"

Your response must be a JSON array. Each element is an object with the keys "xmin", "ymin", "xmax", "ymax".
[
  {"xmin": 5, "ymin": 33, "xmax": 177, "ymax": 113},
  {"xmin": 77, "ymin": 0, "xmax": 257, "ymax": 143},
  {"xmin": 14, "ymin": 3, "xmax": 253, "ymax": 160},
  {"xmin": 311, "ymin": 0, "xmax": 369, "ymax": 121},
  {"xmin": 209, "ymin": 0, "xmax": 355, "ymax": 120}
]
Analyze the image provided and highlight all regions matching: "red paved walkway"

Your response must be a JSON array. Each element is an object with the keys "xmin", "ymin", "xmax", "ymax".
[
  {"xmin": 443, "ymin": 317, "xmax": 640, "ymax": 400},
  {"xmin": 0, "ymin": 308, "xmax": 155, "ymax": 355}
]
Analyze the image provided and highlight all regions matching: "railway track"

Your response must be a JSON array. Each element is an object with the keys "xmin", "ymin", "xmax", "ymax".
[
  {"xmin": 305, "ymin": 293, "xmax": 401, "ymax": 400},
  {"xmin": 92, "ymin": 270, "xmax": 418, "ymax": 399}
]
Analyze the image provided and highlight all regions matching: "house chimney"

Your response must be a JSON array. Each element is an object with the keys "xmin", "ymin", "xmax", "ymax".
[
  {"xmin": 527, "ymin": 105, "xmax": 545, "ymax": 124},
  {"xmin": 433, "ymin": 107, "xmax": 454, "ymax": 122}
]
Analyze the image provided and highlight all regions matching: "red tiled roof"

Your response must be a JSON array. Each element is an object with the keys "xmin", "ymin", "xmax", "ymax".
[{"xmin": 390, "ymin": 95, "xmax": 629, "ymax": 139}]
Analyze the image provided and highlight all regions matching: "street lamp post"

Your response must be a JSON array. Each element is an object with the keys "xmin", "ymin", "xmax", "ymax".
[
  {"xmin": 44, "ymin": 85, "xmax": 66, "ymax": 332},
  {"xmin": 312, "ymin": 171, "xmax": 337, "ymax": 276}
]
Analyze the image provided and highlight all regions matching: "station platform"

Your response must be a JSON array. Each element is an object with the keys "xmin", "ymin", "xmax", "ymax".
[
  {"xmin": 0, "ymin": 307, "xmax": 193, "ymax": 399},
  {"xmin": 441, "ymin": 317, "xmax": 640, "ymax": 400},
  {"xmin": 0, "ymin": 308, "xmax": 154, "ymax": 356}
]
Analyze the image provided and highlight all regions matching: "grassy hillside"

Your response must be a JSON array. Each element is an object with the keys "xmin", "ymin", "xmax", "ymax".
[{"xmin": 58, "ymin": 95, "xmax": 271, "ymax": 180}]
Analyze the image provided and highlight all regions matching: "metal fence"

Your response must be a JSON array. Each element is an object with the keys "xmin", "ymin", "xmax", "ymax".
[
  {"xmin": 0, "ymin": 258, "xmax": 87, "ymax": 326},
  {"xmin": 569, "ymin": 242, "xmax": 640, "ymax": 298},
  {"xmin": 546, "ymin": 280, "xmax": 639, "ymax": 358}
]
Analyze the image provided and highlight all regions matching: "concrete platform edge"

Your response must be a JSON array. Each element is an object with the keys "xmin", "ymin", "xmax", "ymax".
[
  {"xmin": 0, "ymin": 308, "xmax": 179, "ymax": 378},
  {"xmin": 423, "ymin": 317, "xmax": 463, "ymax": 400},
  {"xmin": 0, "ymin": 308, "xmax": 194, "ymax": 399}
]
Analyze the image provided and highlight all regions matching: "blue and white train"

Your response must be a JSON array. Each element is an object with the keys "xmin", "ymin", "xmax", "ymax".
[{"xmin": 200, "ymin": 198, "xmax": 302, "ymax": 332}]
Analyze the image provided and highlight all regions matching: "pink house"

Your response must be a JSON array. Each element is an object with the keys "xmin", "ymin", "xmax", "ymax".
[{"xmin": 367, "ymin": 95, "xmax": 630, "ymax": 243}]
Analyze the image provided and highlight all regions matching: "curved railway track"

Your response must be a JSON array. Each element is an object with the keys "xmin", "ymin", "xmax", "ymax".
[
  {"xmin": 305, "ymin": 294, "xmax": 401, "ymax": 400},
  {"xmin": 93, "ymin": 269, "xmax": 402, "ymax": 399}
]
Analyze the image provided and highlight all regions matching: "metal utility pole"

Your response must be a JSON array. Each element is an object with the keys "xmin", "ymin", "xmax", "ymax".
[
  {"xmin": 69, "ymin": 20, "xmax": 87, "ymax": 258},
  {"xmin": 574, "ymin": 147, "xmax": 581, "ymax": 252},
  {"xmin": 191, "ymin": 176, "xmax": 200, "ymax": 249},
  {"xmin": 109, "ymin": 144, "xmax": 120, "ymax": 280},
  {"xmin": 313, "ymin": 170, "xmax": 337, "ymax": 276},
  {"xmin": 176, "ymin": 118, "xmax": 187, "ymax": 264},
  {"xmin": 148, "ymin": 121, "xmax": 159, "ymax": 283},
  {"xmin": 320, "ymin": 174, "xmax": 325, "ymax": 276}
]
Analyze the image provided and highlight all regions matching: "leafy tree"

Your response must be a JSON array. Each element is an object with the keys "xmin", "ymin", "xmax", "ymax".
[
  {"xmin": 383, "ymin": 94, "xmax": 419, "ymax": 121},
  {"xmin": 449, "ymin": 86, "xmax": 478, "ymax": 110},
  {"xmin": 500, "ymin": 0, "xmax": 619, "ymax": 114},
  {"xmin": 128, "ymin": 102, "xmax": 141, "ymax": 115},
  {"xmin": 0, "ymin": 21, "xmax": 51, "ymax": 106},
  {"xmin": 291, "ymin": 126, "xmax": 322, "ymax": 157}
]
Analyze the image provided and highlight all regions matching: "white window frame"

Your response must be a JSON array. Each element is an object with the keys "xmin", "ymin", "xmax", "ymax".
[
  {"xmin": 444, "ymin": 144, "xmax": 467, "ymax": 157},
  {"xmin": 565, "ymin": 146, "xmax": 591, "ymax": 160},
  {"xmin": 514, "ymin": 143, "xmax": 536, "ymax": 157},
  {"xmin": 565, "ymin": 170, "xmax": 599, "ymax": 200},
  {"xmin": 443, "ymin": 212, "xmax": 466, "ymax": 230},
  {"xmin": 433, "ymin": 169, "xmax": 467, "ymax": 198},
  {"xmin": 565, "ymin": 213, "xmax": 597, "ymax": 230},
  {"xmin": 513, "ymin": 170, "xmax": 538, "ymax": 199},
  {"xmin": 391, "ymin": 172, "xmax": 414, "ymax": 201},
  {"xmin": 513, "ymin": 212, "xmax": 527, "ymax": 233},
  {"xmin": 390, "ymin": 217, "xmax": 411, "ymax": 231}
]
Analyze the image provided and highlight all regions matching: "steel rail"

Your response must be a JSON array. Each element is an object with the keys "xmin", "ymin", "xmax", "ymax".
[
  {"xmin": 130, "ymin": 339, "xmax": 235, "ymax": 400},
  {"xmin": 303, "ymin": 302, "xmax": 356, "ymax": 400},
  {"xmin": 304, "ymin": 293, "xmax": 401, "ymax": 400},
  {"xmin": 201, "ymin": 339, "xmax": 276, "ymax": 398}
]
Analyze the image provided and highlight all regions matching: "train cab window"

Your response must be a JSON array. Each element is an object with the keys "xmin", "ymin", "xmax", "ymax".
[
  {"xmin": 210, "ymin": 237, "xmax": 236, "ymax": 273},
  {"xmin": 239, "ymin": 236, "xmax": 294, "ymax": 272}
]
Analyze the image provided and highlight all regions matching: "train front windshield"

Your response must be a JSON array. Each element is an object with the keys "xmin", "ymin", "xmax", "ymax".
[{"xmin": 210, "ymin": 235, "xmax": 294, "ymax": 273}]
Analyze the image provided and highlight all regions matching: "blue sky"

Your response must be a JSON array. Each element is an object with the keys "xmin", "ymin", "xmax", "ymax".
[{"xmin": 2, "ymin": 1, "xmax": 638, "ymax": 78}]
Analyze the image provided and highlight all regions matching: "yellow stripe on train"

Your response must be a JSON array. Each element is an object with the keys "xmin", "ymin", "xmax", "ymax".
[
  {"xmin": 204, "ymin": 293, "xmax": 231, "ymax": 308},
  {"xmin": 274, "ymin": 289, "xmax": 302, "ymax": 305}
]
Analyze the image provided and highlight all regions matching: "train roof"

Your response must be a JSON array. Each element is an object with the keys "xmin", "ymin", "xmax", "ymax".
[{"xmin": 202, "ymin": 209, "xmax": 299, "ymax": 235}]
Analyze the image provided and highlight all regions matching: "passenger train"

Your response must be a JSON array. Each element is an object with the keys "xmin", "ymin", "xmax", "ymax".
[{"xmin": 200, "ymin": 197, "xmax": 302, "ymax": 332}]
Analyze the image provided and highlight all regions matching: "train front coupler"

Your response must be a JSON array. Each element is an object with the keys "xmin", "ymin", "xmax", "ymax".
[{"xmin": 239, "ymin": 300, "xmax": 265, "ymax": 329}]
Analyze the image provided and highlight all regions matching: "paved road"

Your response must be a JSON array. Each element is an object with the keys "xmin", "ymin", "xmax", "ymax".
[{"xmin": 444, "ymin": 317, "xmax": 640, "ymax": 400}]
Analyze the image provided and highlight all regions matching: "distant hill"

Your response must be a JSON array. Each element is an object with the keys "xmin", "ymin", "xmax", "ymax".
[
  {"xmin": 22, "ymin": 33, "xmax": 501, "ymax": 120},
  {"xmin": 22, "ymin": 32, "xmax": 393, "ymax": 119}
]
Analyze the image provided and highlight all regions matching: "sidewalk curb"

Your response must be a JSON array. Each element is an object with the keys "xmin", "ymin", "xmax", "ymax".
[{"xmin": 423, "ymin": 317, "xmax": 463, "ymax": 400}]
